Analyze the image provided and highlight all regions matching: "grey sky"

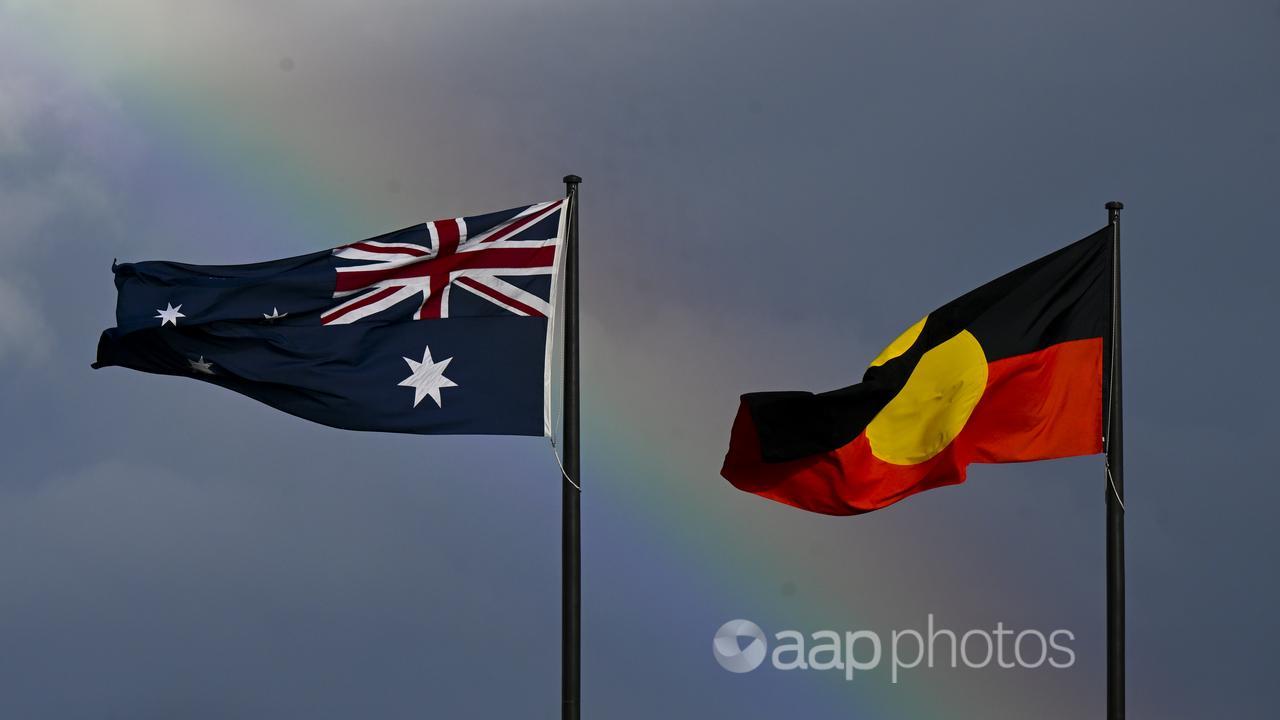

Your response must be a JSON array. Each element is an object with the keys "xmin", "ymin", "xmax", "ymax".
[{"xmin": 1, "ymin": 1, "xmax": 1277, "ymax": 717}]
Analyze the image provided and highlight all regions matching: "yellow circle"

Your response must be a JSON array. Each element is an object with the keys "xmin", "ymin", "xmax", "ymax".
[
  {"xmin": 865, "ymin": 329, "xmax": 988, "ymax": 465},
  {"xmin": 868, "ymin": 316, "xmax": 926, "ymax": 368}
]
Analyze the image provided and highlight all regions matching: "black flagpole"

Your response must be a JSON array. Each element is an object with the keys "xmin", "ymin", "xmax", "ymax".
[
  {"xmin": 1104, "ymin": 200, "xmax": 1125, "ymax": 720},
  {"xmin": 561, "ymin": 175, "xmax": 582, "ymax": 720}
]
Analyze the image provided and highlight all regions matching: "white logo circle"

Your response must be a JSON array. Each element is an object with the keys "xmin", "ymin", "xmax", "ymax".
[{"xmin": 713, "ymin": 619, "xmax": 768, "ymax": 673}]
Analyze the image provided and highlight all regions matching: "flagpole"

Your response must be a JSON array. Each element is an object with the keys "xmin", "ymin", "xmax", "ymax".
[
  {"xmin": 1104, "ymin": 200, "xmax": 1125, "ymax": 720},
  {"xmin": 561, "ymin": 174, "xmax": 582, "ymax": 720}
]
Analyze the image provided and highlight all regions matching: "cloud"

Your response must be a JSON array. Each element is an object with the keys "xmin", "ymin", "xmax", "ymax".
[
  {"xmin": 0, "ymin": 26, "xmax": 136, "ymax": 363},
  {"xmin": 0, "ymin": 276, "xmax": 49, "ymax": 363}
]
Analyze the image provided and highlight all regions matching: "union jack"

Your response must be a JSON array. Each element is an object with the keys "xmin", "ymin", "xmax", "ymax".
[{"xmin": 322, "ymin": 200, "xmax": 564, "ymax": 325}]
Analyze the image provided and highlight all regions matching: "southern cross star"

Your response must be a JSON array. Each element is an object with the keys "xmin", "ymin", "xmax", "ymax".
[
  {"xmin": 263, "ymin": 307, "xmax": 288, "ymax": 321},
  {"xmin": 155, "ymin": 303, "xmax": 185, "ymax": 326},
  {"xmin": 188, "ymin": 356, "xmax": 214, "ymax": 375},
  {"xmin": 398, "ymin": 345, "xmax": 458, "ymax": 408}
]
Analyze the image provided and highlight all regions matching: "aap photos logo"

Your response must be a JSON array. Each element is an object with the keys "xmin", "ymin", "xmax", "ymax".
[
  {"xmin": 711, "ymin": 615, "xmax": 1076, "ymax": 683},
  {"xmin": 712, "ymin": 619, "xmax": 768, "ymax": 673}
]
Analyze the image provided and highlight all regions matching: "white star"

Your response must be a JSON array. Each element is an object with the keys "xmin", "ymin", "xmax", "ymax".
[
  {"xmin": 263, "ymin": 307, "xmax": 288, "ymax": 321},
  {"xmin": 188, "ymin": 356, "xmax": 214, "ymax": 375},
  {"xmin": 155, "ymin": 303, "xmax": 185, "ymax": 326},
  {"xmin": 398, "ymin": 345, "xmax": 458, "ymax": 408}
]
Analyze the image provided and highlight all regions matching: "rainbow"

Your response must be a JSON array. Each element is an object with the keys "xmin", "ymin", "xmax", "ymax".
[{"xmin": 10, "ymin": 4, "xmax": 1106, "ymax": 716}]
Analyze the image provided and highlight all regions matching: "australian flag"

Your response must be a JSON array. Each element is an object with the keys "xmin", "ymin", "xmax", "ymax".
[{"xmin": 94, "ymin": 200, "xmax": 566, "ymax": 436}]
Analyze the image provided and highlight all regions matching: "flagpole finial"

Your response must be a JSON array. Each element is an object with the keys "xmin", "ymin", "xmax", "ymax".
[
  {"xmin": 563, "ymin": 174, "xmax": 582, "ymax": 185},
  {"xmin": 1106, "ymin": 201, "xmax": 1123, "ymax": 225}
]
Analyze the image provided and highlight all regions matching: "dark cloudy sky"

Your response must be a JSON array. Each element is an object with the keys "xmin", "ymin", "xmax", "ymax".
[{"xmin": 1, "ymin": 1, "xmax": 1276, "ymax": 718}]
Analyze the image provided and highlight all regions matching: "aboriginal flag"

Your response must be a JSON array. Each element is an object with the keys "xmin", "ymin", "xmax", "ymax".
[{"xmin": 721, "ymin": 229, "xmax": 1112, "ymax": 515}]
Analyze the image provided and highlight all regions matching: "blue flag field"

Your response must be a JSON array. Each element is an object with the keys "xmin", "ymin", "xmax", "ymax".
[{"xmin": 94, "ymin": 200, "xmax": 566, "ymax": 436}]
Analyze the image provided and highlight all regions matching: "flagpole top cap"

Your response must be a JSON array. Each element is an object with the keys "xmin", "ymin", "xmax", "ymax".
[
  {"xmin": 1105, "ymin": 201, "xmax": 1124, "ymax": 211},
  {"xmin": 563, "ymin": 175, "xmax": 582, "ymax": 185}
]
